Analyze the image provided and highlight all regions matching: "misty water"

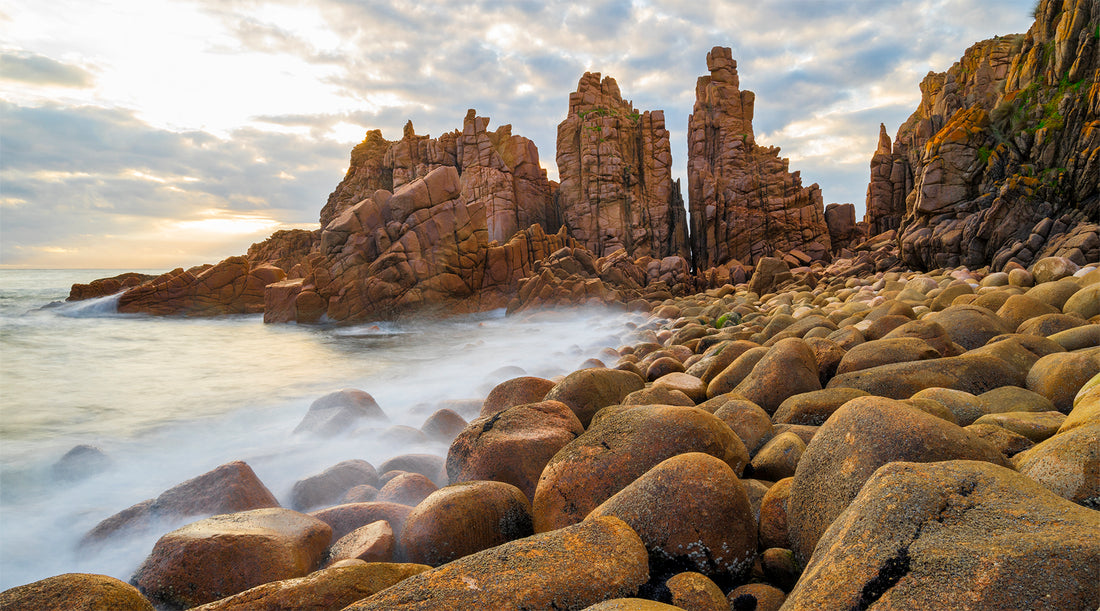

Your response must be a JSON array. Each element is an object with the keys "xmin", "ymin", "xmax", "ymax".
[{"xmin": 0, "ymin": 269, "xmax": 644, "ymax": 589}]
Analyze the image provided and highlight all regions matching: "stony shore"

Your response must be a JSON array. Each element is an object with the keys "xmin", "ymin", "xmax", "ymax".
[{"xmin": 3, "ymin": 255, "xmax": 1099, "ymax": 611}]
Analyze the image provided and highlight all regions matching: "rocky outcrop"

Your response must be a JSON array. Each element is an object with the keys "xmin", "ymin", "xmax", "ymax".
[
  {"xmin": 556, "ymin": 73, "xmax": 689, "ymax": 260},
  {"xmin": 269, "ymin": 165, "xmax": 578, "ymax": 323},
  {"xmin": 688, "ymin": 46, "xmax": 831, "ymax": 270},
  {"xmin": 116, "ymin": 257, "xmax": 286, "ymax": 316},
  {"xmin": 245, "ymin": 229, "xmax": 319, "ymax": 276},
  {"xmin": 867, "ymin": 0, "xmax": 1100, "ymax": 271},
  {"xmin": 319, "ymin": 112, "xmax": 559, "ymax": 243}
]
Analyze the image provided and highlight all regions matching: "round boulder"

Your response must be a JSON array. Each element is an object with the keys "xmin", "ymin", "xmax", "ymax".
[
  {"xmin": 0, "ymin": 573, "xmax": 153, "ymax": 611},
  {"xmin": 587, "ymin": 453, "xmax": 757, "ymax": 586},
  {"xmin": 291, "ymin": 459, "xmax": 378, "ymax": 511},
  {"xmin": 1014, "ymin": 423, "xmax": 1100, "ymax": 508},
  {"xmin": 400, "ymin": 481, "xmax": 533, "ymax": 566},
  {"xmin": 543, "ymin": 368, "xmax": 645, "ymax": 426},
  {"xmin": 732, "ymin": 338, "xmax": 823, "ymax": 414},
  {"xmin": 479, "ymin": 376, "xmax": 556, "ymax": 417}
]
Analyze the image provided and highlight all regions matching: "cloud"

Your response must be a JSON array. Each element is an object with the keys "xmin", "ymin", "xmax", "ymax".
[
  {"xmin": 0, "ymin": 51, "xmax": 93, "ymax": 88},
  {"xmin": 0, "ymin": 101, "xmax": 349, "ymax": 268}
]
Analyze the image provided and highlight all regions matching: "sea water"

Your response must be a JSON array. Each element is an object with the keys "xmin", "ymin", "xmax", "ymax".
[{"xmin": 0, "ymin": 269, "xmax": 643, "ymax": 589}]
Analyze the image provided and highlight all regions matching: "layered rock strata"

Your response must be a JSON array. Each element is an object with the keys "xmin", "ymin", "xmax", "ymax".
[
  {"xmin": 866, "ymin": 0, "xmax": 1100, "ymax": 270},
  {"xmin": 556, "ymin": 73, "xmax": 689, "ymax": 260},
  {"xmin": 688, "ymin": 46, "xmax": 831, "ymax": 270}
]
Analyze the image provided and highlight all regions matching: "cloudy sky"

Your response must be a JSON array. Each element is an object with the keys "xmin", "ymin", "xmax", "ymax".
[{"xmin": 1, "ymin": 0, "xmax": 1036, "ymax": 269}]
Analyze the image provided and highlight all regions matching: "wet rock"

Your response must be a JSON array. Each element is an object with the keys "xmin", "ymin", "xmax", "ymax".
[
  {"xmin": 294, "ymin": 389, "xmax": 388, "ymax": 437},
  {"xmin": 51, "ymin": 444, "xmax": 112, "ymax": 482},
  {"xmin": 132, "ymin": 508, "xmax": 331, "ymax": 609},
  {"xmin": 291, "ymin": 459, "xmax": 378, "ymax": 511},
  {"xmin": 344, "ymin": 516, "xmax": 649, "ymax": 610},
  {"xmin": 784, "ymin": 461, "xmax": 1100, "ymax": 611},
  {"xmin": 666, "ymin": 571, "xmax": 728, "ymax": 611},
  {"xmin": 733, "ymin": 338, "xmax": 822, "ymax": 414},
  {"xmin": 310, "ymin": 502, "xmax": 413, "ymax": 542},
  {"xmin": 588, "ymin": 452, "xmax": 756, "ymax": 587},
  {"xmin": 188, "ymin": 563, "xmax": 431, "ymax": 611},
  {"xmin": 400, "ymin": 481, "xmax": 533, "ymax": 566},
  {"xmin": 325, "ymin": 520, "xmax": 394, "ymax": 565},
  {"xmin": 543, "ymin": 368, "xmax": 645, "ymax": 427},
  {"xmin": 341, "ymin": 485, "xmax": 378, "ymax": 504},
  {"xmin": 447, "ymin": 400, "xmax": 583, "ymax": 500},
  {"xmin": 760, "ymin": 547, "xmax": 799, "ymax": 591},
  {"xmin": 787, "ymin": 396, "xmax": 1010, "ymax": 563},
  {"xmin": 116, "ymin": 257, "xmax": 281, "ymax": 317},
  {"xmin": 377, "ymin": 454, "xmax": 447, "ymax": 487},
  {"xmin": 479, "ymin": 376, "xmax": 556, "ymax": 417},
  {"xmin": 1014, "ymin": 423, "xmax": 1100, "ymax": 508},
  {"xmin": 533, "ymin": 406, "xmax": 748, "ymax": 533},
  {"xmin": 420, "ymin": 409, "xmax": 467, "ymax": 442},
  {"xmin": 0, "ymin": 573, "xmax": 153, "ymax": 611},
  {"xmin": 375, "ymin": 473, "xmax": 437, "ymax": 507},
  {"xmin": 83, "ymin": 460, "xmax": 279, "ymax": 544}
]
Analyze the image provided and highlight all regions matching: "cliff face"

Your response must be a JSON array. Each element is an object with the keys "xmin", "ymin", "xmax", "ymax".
[
  {"xmin": 555, "ymin": 73, "xmax": 689, "ymax": 260},
  {"xmin": 867, "ymin": 0, "xmax": 1099, "ymax": 270},
  {"xmin": 687, "ymin": 46, "xmax": 832, "ymax": 270}
]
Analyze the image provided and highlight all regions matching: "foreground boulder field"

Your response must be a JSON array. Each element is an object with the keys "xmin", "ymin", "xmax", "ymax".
[{"xmin": 10, "ymin": 256, "xmax": 1100, "ymax": 610}]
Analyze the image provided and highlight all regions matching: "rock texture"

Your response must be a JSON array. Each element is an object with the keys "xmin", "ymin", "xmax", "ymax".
[
  {"xmin": 688, "ymin": 46, "xmax": 831, "ymax": 270},
  {"xmin": 115, "ymin": 257, "xmax": 286, "ymax": 316},
  {"xmin": 556, "ymin": 72, "xmax": 689, "ymax": 260},
  {"xmin": 866, "ymin": 0, "xmax": 1100, "ymax": 270}
]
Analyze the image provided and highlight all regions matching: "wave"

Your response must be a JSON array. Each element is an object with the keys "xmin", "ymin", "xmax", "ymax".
[{"xmin": 48, "ymin": 293, "xmax": 125, "ymax": 318}]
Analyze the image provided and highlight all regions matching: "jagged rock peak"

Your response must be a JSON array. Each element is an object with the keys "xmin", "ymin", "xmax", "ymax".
[
  {"xmin": 688, "ymin": 45, "xmax": 831, "ymax": 270},
  {"xmin": 555, "ymin": 71, "xmax": 690, "ymax": 260}
]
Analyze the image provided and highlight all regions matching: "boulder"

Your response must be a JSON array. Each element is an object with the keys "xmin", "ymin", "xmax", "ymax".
[
  {"xmin": 706, "ymin": 347, "xmax": 769, "ymax": 398},
  {"xmin": 291, "ymin": 460, "xmax": 378, "ymax": 511},
  {"xmin": 783, "ymin": 461, "xmax": 1100, "ymax": 611},
  {"xmin": 375, "ymin": 473, "xmax": 437, "ymax": 507},
  {"xmin": 923, "ymin": 305, "xmax": 1012, "ymax": 351},
  {"xmin": 963, "ymin": 423, "xmax": 1036, "ymax": 458},
  {"xmin": 188, "ymin": 563, "xmax": 430, "ymax": 611},
  {"xmin": 1014, "ymin": 423, "xmax": 1100, "ymax": 508},
  {"xmin": 533, "ymin": 405, "xmax": 748, "ymax": 532},
  {"xmin": 972, "ymin": 411, "xmax": 1066, "ymax": 442},
  {"xmin": 310, "ymin": 502, "xmax": 413, "ymax": 542},
  {"xmin": 835, "ymin": 338, "xmax": 941, "ymax": 374},
  {"xmin": 666, "ymin": 571, "xmax": 728, "ymax": 611},
  {"xmin": 1026, "ymin": 348, "xmax": 1100, "ymax": 412},
  {"xmin": 479, "ymin": 376, "xmax": 556, "ymax": 417},
  {"xmin": 732, "ymin": 338, "xmax": 822, "ymax": 414},
  {"xmin": 294, "ymin": 389, "xmax": 388, "ymax": 437},
  {"xmin": 377, "ymin": 454, "xmax": 447, "ymax": 487},
  {"xmin": 447, "ymin": 400, "xmax": 583, "ymax": 500},
  {"xmin": 0, "ymin": 573, "xmax": 153, "ymax": 611},
  {"xmin": 826, "ymin": 353, "xmax": 1025, "ymax": 399},
  {"xmin": 588, "ymin": 453, "xmax": 757, "ymax": 586},
  {"xmin": 400, "ymin": 481, "xmax": 533, "ymax": 566},
  {"xmin": 771, "ymin": 388, "xmax": 870, "ymax": 426},
  {"xmin": 343, "ymin": 516, "xmax": 649, "ymax": 610},
  {"xmin": 420, "ymin": 409, "xmax": 467, "ymax": 442},
  {"xmin": 758, "ymin": 477, "xmax": 793, "ymax": 550},
  {"xmin": 713, "ymin": 399, "xmax": 775, "ymax": 454},
  {"xmin": 83, "ymin": 460, "xmax": 279, "ymax": 544},
  {"xmin": 727, "ymin": 583, "xmax": 786, "ymax": 611},
  {"xmin": 787, "ymin": 396, "xmax": 1010, "ymax": 564},
  {"xmin": 543, "ymin": 368, "xmax": 645, "ymax": 427},
  {"xmin": 909, "ymin": 387, "xmax": 987, "ymax": 426},
  {"xmin": 132, "ymin": 508, "xmax": 331, "ymax": 609},
  {"xmin": 325, "ymin": 520, "xmax": 395, "ymax": 565},
  {"xmin": 51, "ymin": 444, "xmax": 112, "ymax": 482},
  {"xmin": 749, "ymin": 432, "xmax": 805, "ymax": 482}
]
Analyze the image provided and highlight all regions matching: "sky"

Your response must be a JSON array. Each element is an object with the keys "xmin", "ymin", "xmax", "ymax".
[{"xmin": 0, "ymin": 0, "xmax": 1037, "ymax": 269}]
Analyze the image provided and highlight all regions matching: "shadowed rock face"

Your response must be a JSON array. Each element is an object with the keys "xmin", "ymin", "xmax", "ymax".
[
  {"xmin": 556, "ymin": 72, "xmax": 690, "ymax": 260},
  {"xmin": 688, "ymin": 46, "xmax": 831, "ymax": 269},
  {"xmin": 866, "ymin": 0, "xmax": 1100, "ymax": 271}
]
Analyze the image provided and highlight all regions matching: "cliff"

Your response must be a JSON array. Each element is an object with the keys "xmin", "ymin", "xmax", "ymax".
[{"xmin": 867, "ymin": 0, "xmax": 1099, "ymax": 270}]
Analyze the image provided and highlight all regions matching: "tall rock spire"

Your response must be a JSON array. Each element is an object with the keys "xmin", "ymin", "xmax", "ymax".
[
  {"xmin": 687, "ymin": 47, "xmax": 831, "ymax": 270},
  {"xmin": 555, "ymin": 72, "xmax": 689, "ymax": 259}
]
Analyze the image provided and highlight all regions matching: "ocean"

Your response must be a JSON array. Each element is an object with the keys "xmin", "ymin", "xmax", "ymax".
[{"xmin": 0, "ymin": 269, "xmax": 643, "ymax": 590}]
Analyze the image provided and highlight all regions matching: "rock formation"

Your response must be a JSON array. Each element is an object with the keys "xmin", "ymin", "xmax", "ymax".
[
  {"xmin": 245, "ymin": 229, "xmax": 319, "ymax": 276},
  {"xmin": 556, "ymin": 73, "xmax": 689, "ymax": 260},
  {"xmin": 866, "ymin": 0, "xmax": 1099, "ymax": 270},
  {"xmin": 266, "ymin": 166, "xmax": 579, "ymax": 323},
  {"xmin": 688, "ymin": 46, "xmax": 831, "ymax": 270},
  {"xmin": 319, "ymin": 111, "xmax": 560, "ymax": 244},
  {"xmin": 115, "ymin": 257, "xmax": 286, "ymax": 316},
  {"xmin": 824, "ymin": 203, "xmax": 863, "ymax": 252}
]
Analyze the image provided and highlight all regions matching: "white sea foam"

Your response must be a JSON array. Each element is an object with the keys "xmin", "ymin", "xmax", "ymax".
[{"xmin": 49, "ymin": 292, "xmax": 124, "ymax": 318}]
